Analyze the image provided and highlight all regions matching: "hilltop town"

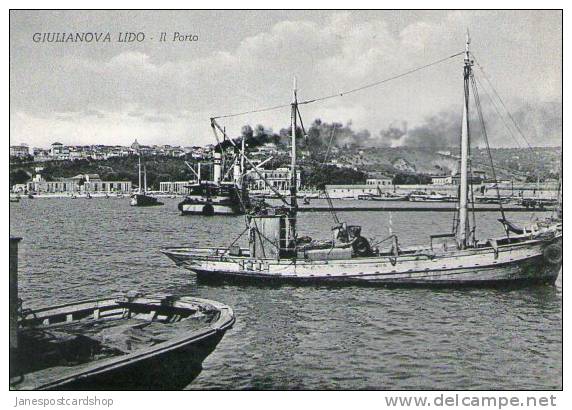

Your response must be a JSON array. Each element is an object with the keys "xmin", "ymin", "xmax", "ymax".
[{"xmin": 10, "ymin": 133, "xmax": 561, "ymax": 196}]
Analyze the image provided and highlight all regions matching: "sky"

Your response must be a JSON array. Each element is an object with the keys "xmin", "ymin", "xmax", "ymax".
[{"xmin": 9, "ymin": 10, "xmax": 562, "ymax": 148}]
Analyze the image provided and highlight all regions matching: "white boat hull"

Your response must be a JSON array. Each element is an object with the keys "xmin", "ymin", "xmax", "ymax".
[
  {"xmin": 180, "ymin": 203, "xmax": 240, "ymax": 215},
  {"xmin": 162, "ymin": 235, "xmax": 561, "ymax": 286}
]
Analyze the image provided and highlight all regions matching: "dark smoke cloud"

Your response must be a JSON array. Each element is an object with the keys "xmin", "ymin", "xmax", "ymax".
[
  {"xmin": 403, "ymin": 111, "xmax": 462, "ymax": 149},
  {"xmin": 510, "ymin": 101, "xmax": 562, "ymax": 147},
  {"xmin": 373, "ymin": 101, "xmax": 561, "ymax": 149},
  {"xmin": 238, "ymin": 101, "xmax": 561, "ymax": 152}
]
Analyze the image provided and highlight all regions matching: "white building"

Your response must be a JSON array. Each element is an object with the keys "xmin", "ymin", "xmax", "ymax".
[
  {"xmin": 247, "ymin": 167, "xmax": 302, "ymax": 192},
  {"xmin": 26, "ymin": 173, "xmax": 131, "ymax": 194},
  {"xmin": 325, "ymin": 184, "xmax": 385, "ymax": 199},
  {"xmin": 366, "ymin": 174, "xmax": 393, "ymax": 186},
  {"xmin": 10, "ymin": 145, "xmax": 29, "ymax": 158},
  {"xmin": 431, "ymin": 175, "xmax": 453, "ymax": 185}
]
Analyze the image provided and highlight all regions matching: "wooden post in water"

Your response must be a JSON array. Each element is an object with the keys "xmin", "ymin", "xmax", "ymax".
[{"xmin": 10, "ymin": 237, "xmax": 21, "ymax": 353}]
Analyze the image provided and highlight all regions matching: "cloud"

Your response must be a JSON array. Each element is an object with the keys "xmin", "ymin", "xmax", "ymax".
[{"xmin": 10, "ymin": 11, "xmax": 562, "ymax": 148}]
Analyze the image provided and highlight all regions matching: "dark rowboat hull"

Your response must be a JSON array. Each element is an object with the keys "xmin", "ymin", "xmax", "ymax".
[{"xmin": 10, "ymin": 296, "xmax": 235, "ymax": 390}]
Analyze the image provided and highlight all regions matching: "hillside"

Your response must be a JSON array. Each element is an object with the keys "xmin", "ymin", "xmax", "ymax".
[
  {"xmin": 9, "ymin": 146, "xmax": 561, "ymax": 190},
  {"xmin": 327, "ymin": 146, "xmax": 561, "ymax": 181}
]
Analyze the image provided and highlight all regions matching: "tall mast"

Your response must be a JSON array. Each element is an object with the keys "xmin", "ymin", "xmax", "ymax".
[
  {"xmin": 457, "ymin": 31, "xmax": 473, "ymax": 249},
  {"xmin": 143, "ymin": 165, "xmax": 147, "ymax": 193},
  {"xmin": 138, "ymin": 154, "xmax": 142, "ymax": 194},
  {"xmin": 290, "ymin": 77, "xmax": 298, "ymax": 211},
  {"xmin": 241, "ymin": 134, "xmax": 245, "ymax": 174}
]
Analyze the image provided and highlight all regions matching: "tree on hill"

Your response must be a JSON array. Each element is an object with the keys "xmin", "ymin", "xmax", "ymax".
[
  {"xmin": 9, "ymin": 169, "xmax": 31, "ymax": 186},
  {"xmin": 392, "ymin": 172, "xmax": 432, "ymax": 185},
  {"xmin": 302, "ymin": 165, "xmax": 366, "ymax": 190}
]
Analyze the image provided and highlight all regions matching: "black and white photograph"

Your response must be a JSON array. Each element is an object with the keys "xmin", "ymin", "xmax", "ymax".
[{"xmin": 7, "ymin": 6, "xmax": 563, "ymax": 399}]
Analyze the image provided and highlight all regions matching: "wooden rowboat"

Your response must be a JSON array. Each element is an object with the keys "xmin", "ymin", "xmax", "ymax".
[{"xmin": 10, "ymin": 294, "xmax": 235, "ymax": 390}]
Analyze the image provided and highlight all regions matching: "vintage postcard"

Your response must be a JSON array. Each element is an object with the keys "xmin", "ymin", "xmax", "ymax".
[{"xmin": 8, "ymin": 7, "xmax": 562, "ymax": 401}]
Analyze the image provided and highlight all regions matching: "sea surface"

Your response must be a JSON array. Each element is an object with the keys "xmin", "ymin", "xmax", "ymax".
[{"xmin": 9, "ymin": 197, "xmax": 562, "ymax": 390}]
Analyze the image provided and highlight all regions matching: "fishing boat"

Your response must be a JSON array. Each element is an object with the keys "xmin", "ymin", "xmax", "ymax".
[
  {"xmin": 520, "ymin": 197, "xmax": 557, "ymax": 210},
  {"xmin": 357, "ymin": 191, "xmax": 406, "ymax": 201},
  {"xmin": 475, "ymin": 196, "xmax": 511, "ymax": 204},
  {"xmin": 162, "ymin": 35, "xmax": 562, "ymax": 286},
  {"xmin": 131, "ymin": 155, "xmax": 163, "ymax": 207},
  {"xmin": 373, "ymin": 191, "xmax": 407, "ymax": 201},
  {"xmin": 9, "ymin": 238, "xmax": 235, "ymax": 390},
  {"xmin": 408, "ymin": 192, "xmax": 456, "ymax": 202},
  {"xmin": 178, "ymin": 180, "xmax": 248, "ymax": 215},
  {"xmin": 178, "ymin": 144, "xmax": 250, "ymax": 216}
]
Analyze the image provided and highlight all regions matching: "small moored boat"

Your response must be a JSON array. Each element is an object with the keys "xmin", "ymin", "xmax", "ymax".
[
  {"xmin": 10, "ymin": 295, "xmax": 235, "ymax": 390},
  {"xmin": 130, "ymin": 155, "xmax": 163, "ymax": 207},
  {"xmin": 9, "ymin": 238, "xmax": 234, "ymax": 390}
]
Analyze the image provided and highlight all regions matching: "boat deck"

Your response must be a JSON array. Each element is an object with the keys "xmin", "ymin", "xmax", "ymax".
[{"xmin": 10, "ymin": 297, "xmax": 235, "ymax": 390}]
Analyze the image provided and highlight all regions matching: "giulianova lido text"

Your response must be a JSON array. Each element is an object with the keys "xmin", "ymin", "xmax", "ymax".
[{"xmin": 32, "ymin": 32, "xmax": 146, "ymax": 43}]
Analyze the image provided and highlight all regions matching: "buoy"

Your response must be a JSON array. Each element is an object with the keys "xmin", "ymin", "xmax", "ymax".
[{"xmin": 543, "ymin": 244, "xmax": 562, "ymax": 265}]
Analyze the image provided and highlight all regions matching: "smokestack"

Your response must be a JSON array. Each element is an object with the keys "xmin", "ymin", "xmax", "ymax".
[
  {"xmin": 233, "ymin": 160, "xmax": 241, "ymax": 185},
  {"xmin": 213, "ymin": 152, "xmax": 222, "ymax": 183}
]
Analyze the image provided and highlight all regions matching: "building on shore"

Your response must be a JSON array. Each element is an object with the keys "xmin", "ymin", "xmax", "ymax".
[
  {"xmin": 247, "ymin": 167, "xmax": 302, "ymax": 193},
  {"xmin": 160, "ymin": 181, "xmax": 197, "ymax": 194},
  {"xmin": 431, "ymin": 175, "xmax": 453, "ymax": 185},
  {"xmin": 325, "ymin": 184, "xmax": 387, "ymax": 199},
  {"xmin": 25, "ymin": 172, "xmax": 131, "ymax": 194},
  {"xmin": 452, "ymin": 170, "xmax": 487, "ymax": 185},
  {"xmin": 365, "ymin": 173, "xmax": 393, "ymax": 186}
]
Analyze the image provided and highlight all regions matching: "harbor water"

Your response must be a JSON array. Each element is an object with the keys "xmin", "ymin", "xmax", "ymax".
[{"xmin": 9, "ymin": 198, "xmax": 562, "ymax": 390}]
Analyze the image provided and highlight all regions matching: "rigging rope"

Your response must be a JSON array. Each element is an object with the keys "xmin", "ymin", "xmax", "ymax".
[
  {"xmin": 474, "ymin": 76, "xmax": 525, "ymax": 151},
  {"xmin": 471, "ymin": 53, "xmax": 538, "ymax": 157},
  {"xmin": 211, "ymin": 51, "xmax": 464, "ymax": 120},
  {"xmin": 298, "ymin": 51, "xmax": 465, "ymax": 106},
  {"xmin": 323, "ymin": 125, "xmax": 337, "ymax": 165},
  {"xmin": 470, "ymin": 74, "xmax": 509, "ymax": 236},
  {"xmin": 317, "ymin": 121, "xmax": 341, "ymax": 226}
]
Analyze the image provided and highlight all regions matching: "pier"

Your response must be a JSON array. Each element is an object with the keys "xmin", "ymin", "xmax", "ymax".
[{"xmin": 298, "ymin": 206, "xmax": 554, "ymax": 213}]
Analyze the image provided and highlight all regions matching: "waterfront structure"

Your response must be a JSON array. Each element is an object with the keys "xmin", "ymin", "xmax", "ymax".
[
  {"xmin": 431, "ymin": 175, "xmax": 453, "ymax": 185},
  {"xmin": 365, "ymin": 173, "xmax": 393, "ymax": 186},
  {"xmin": 325, "ymin": 184, "xmax": 387, "ymax": 199},
  {"xmin": 26, "ymin": 172, "xmax": 131, "ymax": 194},
  {"xmin": 247, "ymin": 167, "xmax": 301, "ymax": 192},
  {"xmin": 160, "ymin": 181, "xmax": 197, "ymax": 194}
]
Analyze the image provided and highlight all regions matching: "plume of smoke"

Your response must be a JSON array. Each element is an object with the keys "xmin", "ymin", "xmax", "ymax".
[{"xmin": 403, "ymin": 111, "xmax": 462, "ymax": 149}]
